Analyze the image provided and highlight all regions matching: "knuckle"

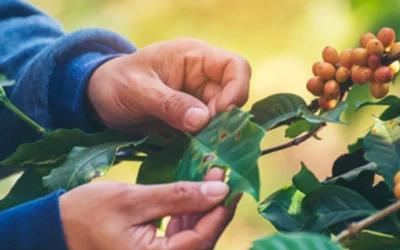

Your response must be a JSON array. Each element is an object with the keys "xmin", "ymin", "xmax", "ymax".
[
  {"xmin": 161, "ymin": 93, "xmax": 186, "ymax": 116},
  {"xmin": 113, "ymin": 185, "xmax": 139, "ymax": 209},
  {"xmin": 172, "ymin": 181, "xmax": 196, "ymax": 201}
]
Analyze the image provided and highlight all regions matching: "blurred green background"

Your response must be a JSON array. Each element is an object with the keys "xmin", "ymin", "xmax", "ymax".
[{"xmin": 1, "ymin": 0, "xmax": 400, "ymax": 249}]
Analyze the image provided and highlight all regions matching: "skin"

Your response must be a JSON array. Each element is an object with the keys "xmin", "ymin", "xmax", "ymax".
[{"xmin": 60, "ymin": 38, "xmax": 251, "ymax": 250}]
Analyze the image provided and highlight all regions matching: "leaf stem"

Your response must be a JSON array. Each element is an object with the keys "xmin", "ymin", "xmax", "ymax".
[
  {"xmin": 382, "ymin": 51, "xmax": 400, "ymax": 65},
  {"xmin": 0, "ymin": 96, "xmax": 49, "ymax": 136},
  {"xmin": 334, "ymin": 201, "xmax": 400, "ymax": 244},
  {"xmin": 261, "ymin": 122, "xmax": 326, "ymax": 155}
]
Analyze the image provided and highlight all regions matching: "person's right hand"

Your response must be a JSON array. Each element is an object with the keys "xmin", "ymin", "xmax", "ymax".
[{"xmin": 59, "ymin": 168, "xmax": 238, "ymax": 250}]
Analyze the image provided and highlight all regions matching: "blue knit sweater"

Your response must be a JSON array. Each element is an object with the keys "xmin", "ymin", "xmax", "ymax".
[{"xmin": 0, "ymin": 1, "xmax": 136, "ymax": 249}]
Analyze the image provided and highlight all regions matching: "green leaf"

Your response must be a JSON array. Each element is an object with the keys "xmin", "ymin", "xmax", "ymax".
[
  {"xmin": 302, "ymin": 186, "xmax": 377, "ymax": 232},
  {"xmin": 249, "ymin": 93, "xmax": 307, "ymax": 130},
  {"xmin": 43, "ymin": 138, "xmax": 145, "ymax": 191},
  {"xmin": 292, "ymin": 162, "xmax": 322, "ymax": 194},
  {"xmin": 258, "ymin": 186, "xmax": 307, "ymax": 232},
  {"xmin": 0, "ymin": 167, "xmax": 51, "ymax": 211},
  {"xmin": 380, "ymin": 106, "xmax": 400, "ymax": 121},
  {"xmin": 348, "ymin": 138, "xmax": 364, "ymax": 153},
  {"xmin": 1, "ymin": 129, "xmax": 133, "ymax": 167},
  {"xmin": 348, "ymin": 230, "xmax": 400, "ymax": 250},
  {"xmin": 137, "ymin": 139, "xmax": 188, "ymax": 185},
  {"xmin": 176, "ymin": 108, "xmax": 265, "ymax": 204},
  {"xmin": 355, "ymin": 95, "xmax": 400, "ymax": 111},
  {"xmin": 363, "ymin": 117, "xmax": 400, "ymax": 188},
  {"xmin": 299, "ymin": 102, "xmax": 349, "ymax": 125},
  {"xmin": 285, "ymin": 119, "xmax": 318, "ymax": 138},
  {"xmin": 250, "ymin": 233, "xmax": 341, "ymax": 250},
  {"xmin": 324, "ymin": 162, "xmax": 377, "ymax": 185}
]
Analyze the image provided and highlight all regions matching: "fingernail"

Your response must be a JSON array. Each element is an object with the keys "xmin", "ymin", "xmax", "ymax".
[
  {"xmin": 184, "ymin": 107, "xmax": 207, "ymax": 129},
  {"xmin": 201, "ymin": 181, "xmax": 229, "ymax": 200}
]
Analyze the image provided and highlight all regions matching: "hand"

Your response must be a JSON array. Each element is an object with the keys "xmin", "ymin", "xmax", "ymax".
[
  {"xmin": 60, "ymin": 168, "xmax": 240, "ymax": 250},
  {"xmin": 88, "ymin": 38, "xmax": 251, "ymax": 134}
]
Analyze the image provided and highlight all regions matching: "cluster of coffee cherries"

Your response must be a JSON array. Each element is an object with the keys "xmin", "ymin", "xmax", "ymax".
[{"xmin": 307, "ymin": 27, "xmax": 400, "ymax": 110}]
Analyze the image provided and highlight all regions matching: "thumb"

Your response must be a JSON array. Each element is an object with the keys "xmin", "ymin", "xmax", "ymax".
[{"xmin": 141, "ymin": 77, "xmax": 210, "ymax": 133}]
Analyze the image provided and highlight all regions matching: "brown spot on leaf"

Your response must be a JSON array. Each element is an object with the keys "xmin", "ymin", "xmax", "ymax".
[
  {"xmin": 220, "ymin": 132, "xmax": 227, "ymax": 140},
  {"xmin": 93, "ymin": 171, "xmax": 102, "ymax": 178},
  {"xmin": 235, "ymin": 130, "xmax": 241, "ymax": 140},
  {"xmin": 372, "ymin": 129, "xmax": 379, "ymax": 134},
  {"xmin": 202, "ymin": 154, "xmax": 215, "ymax": 163}
]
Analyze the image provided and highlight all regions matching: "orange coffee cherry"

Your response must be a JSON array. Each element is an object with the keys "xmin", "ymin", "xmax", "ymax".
[
  {"xmin": 366, "ymin": 38, "xmax": 384, "ymax": 56},
  {"xmin": 335, "ymin": 67, "xmax": 350, "ymax": 83},
  {"xmin": 374, "ymin": 66, "xmax": 394, "ymax": 83},
  {"xmin": 318, "ymin": 96, "xmax": 337, "ymax": 110},
  {"xmin": 351, "ymin": 48, "xmax": 369, "ymax": 66},
  {"xmin": 322, "ymin": 46, "xmax": 340, "ymax": 65},
  {"xmin": 324, "ymin": 80, "xmax": 340, "ymax": 99},
  {"xmin": 368, "ymin": 54, "xmax": 381, "ymax": 70},
  {"xmin": 306, "ymin": 76, "xmax": 325, "ymax": 96},
  {"xmin": 317, "ymin": 62, "xmax": 336, "ymax": 80},
  {"xmin": 312, "ymin": 61, "xmax": 322, "ymax": 76},
  {"xmin": 339, "ymin": 49, "xmax": 353, "ymax": 69},
  {"xmin": 370, "ymin": 82, "xmax": 390, "ymax": 99},
  {"xmin": 377, "ymin": 27, "xmax": 396, "ymax": 48}
]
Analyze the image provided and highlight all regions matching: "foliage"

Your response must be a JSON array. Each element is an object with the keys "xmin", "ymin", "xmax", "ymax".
[{"xmin": 1, "ymin": 28, "xmax": 400, "ymax": 250}]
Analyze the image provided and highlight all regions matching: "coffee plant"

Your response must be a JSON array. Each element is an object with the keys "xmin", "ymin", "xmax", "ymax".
[{"xmin": 1, "ymin": 27, "xmax": 400, "ymax": 250}]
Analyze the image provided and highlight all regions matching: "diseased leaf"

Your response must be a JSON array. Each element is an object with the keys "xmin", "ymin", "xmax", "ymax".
[
  {"xmin": 363, "ymin": 117, "xmax": 400, "ymax": 188},
  {"xmin": 249, "ymin": 93, "xmax": 307, "ymax": 130},
  {"xmin": 355, "ymin": 95, "xmax": 400, "ymax": 111},
  {"xmin": 0, "ymin": 167, "xmax": 51, "ymax": 211},
  {"xmin": 302, "ymin": 186, "xmax": 377, "ymax": 232},
  {"xmin": 285, "ymin": 119, "xmax": 318, "ymax": 138},
  {"xmin": 292, "ymin": 162, "xmax": 322, "ymax": 194},
  {"xmin": 299, "ymin": 102, "xmax": 349, "ymax": 125},
  {"xmin": 250, "ymin": 233, "xmax": 341, "ymax": 250},
  {"xmin": 1, "ymin": 129, "xmax": 133, "ymax": 167},
  {"xmin": 176, "ymin": 108, "xmax": 264, "ymax": 204},
  {"xmin": 258, "ymin": 186, "xmax": 307, "ymax": 232},
  {"xmin": 137, "ymin": 139, "xmax": 188, "ymax": 185},
  {"xmin": 348, "ymin": 230, "xmax": 400, "ymax": 250},
  {"xmin": 43, "ymin": 138, "xmax": 145, "ymax": 191}
]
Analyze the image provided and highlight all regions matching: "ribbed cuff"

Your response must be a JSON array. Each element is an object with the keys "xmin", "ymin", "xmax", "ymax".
[
  {"xmin": 0, "ymin": 190, "xmax": 67, "ymax": 250},
  {"xmin": 49, "ymin": 42, "xmax": 125, "ymax": 133}
]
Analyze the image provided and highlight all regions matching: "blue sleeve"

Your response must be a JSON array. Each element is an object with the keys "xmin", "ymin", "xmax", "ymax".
[
  {"xmin": 0, "ymin": 0, "xmax": 137, "ymax": 160},
  {"xmin": 0, "ymin": 1, "xmax": 137, "ymax": 249},
  {"xmin": 0, "ymin": 190, "xmax": 67, "ymax": 250}
]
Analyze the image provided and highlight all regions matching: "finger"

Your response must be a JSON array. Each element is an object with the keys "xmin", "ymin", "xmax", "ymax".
[
  {"xmin": 203, "ymin": 167, "xmax": 225, "ymax": 182},
  {"xmin": 184, "ymin": 48, "xmax": 250, "ymax": 113},
  {"xmin": 138, "ymin": 76, "xmax": 210, "ymax": 133},
  {"xmin": 152, "ymin": 204, "xmax": 238, "ymax": 250},
  {"xmin": 198, "ymin": 49, "xmax": 251, "ymax": 112},
  {"xmin": 126, "ymin": 181, "xmax": 229, "ymax": 224},
  {"xmin": 166, "ymin": 216, "xmax": 182, "ymax": 237},
  {"xmin": 186, "ymin": 168, "xmax": 226, "ymax": 230},
  {"xmin": 214, "ymin": 56, "xmax": 251, "ymax": 112}
]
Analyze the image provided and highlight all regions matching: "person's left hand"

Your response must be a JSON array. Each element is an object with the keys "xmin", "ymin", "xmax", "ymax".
[{"xmin": 88, "ymin": 38, "xmax": 251, "ymax": 134}]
